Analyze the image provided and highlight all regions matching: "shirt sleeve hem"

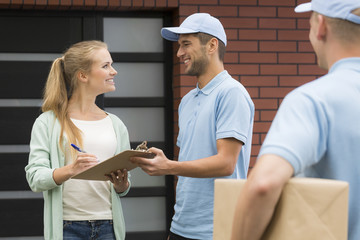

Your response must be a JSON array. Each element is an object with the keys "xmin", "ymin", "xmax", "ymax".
[
  {"xmin": 216, "ymin": 131, "xmax": 247, "ymax": 145},
  {"xmin": 259, "ymin": 145, "xmax": 301, "ymax": 175}
]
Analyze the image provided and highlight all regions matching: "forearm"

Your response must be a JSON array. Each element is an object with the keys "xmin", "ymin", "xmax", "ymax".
[
  {"xmin": 53, "ymin": 165, "xmax": 74, "ymax": 185},
  {"xmin": 231, "ymin": 155, "xmax": 294, "ymax": 240},
  {"xmin": 231, "ymin": 180, "xmax": 283, "ymax": 240},
  {"xmin": 169, "ymin": 154, "xmax": 235, "ymax": 178},
  {"xmin": 170, "ymin": 138, "xmax": 241, "ymax": 177},
  {"xmin": 132, "ymin": 139, "xmax": 241, "ymax": 177}
]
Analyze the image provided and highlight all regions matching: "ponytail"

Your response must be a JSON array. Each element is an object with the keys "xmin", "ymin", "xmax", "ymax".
[
  {"xmin": 42, "ymin": 57, "xmax": 68, "ymax": 114},
  {"xmin": 42, "ymin": 57, "xmax": 77, "ymax": 154},
  {"xmin": 41, "ymin": 40, "xmax": 107, "ymax": 156}
]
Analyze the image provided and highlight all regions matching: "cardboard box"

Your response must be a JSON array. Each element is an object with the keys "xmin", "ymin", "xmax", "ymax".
[{"xmin": 214, "ymin": 178, "xmax": 348, "ymax": 240}]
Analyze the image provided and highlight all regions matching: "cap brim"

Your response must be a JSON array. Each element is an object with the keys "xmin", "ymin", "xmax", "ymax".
[
  {"xmin": 294, "ymin": 2, "xmax": 312, "ymax": 13},
  {"xmin": 161, "ymin": 27, "xmax": 198, "ymax": 41}
]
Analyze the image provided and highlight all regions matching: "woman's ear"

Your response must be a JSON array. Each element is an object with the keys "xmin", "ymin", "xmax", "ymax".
[{"xmin": 78, "ymin": 71, "xmax": 88, "ymax": 83}]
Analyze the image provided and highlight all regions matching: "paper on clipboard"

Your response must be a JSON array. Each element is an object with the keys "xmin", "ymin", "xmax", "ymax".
[{"xmin": 72, "ymin": 150, "xmax": 155, "ymax": 181}]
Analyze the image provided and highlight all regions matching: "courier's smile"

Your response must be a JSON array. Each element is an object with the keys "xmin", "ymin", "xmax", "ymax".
[{"xmin": 177, "ymin": 34, "xmax": 209, "ymax": 77}]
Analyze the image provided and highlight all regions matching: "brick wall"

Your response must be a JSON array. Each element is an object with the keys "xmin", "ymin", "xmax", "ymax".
[
  {"xmin": 1, "ymin": 0, "xmax": 328, "ymax": 172},
  {"xmin": 174, "ymin": 0, "xmax": 328, "ymax": 170}
]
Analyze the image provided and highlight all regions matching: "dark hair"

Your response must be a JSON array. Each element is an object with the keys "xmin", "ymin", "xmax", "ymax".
[{"xmin": 196, "ymin": 32, "xmax": 226, "ymax": 61}]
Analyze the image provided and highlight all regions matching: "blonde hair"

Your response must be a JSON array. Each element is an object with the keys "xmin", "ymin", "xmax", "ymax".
[{"xmin": 42, "ymin": 40, "xmax": 108, "ymax": 154}]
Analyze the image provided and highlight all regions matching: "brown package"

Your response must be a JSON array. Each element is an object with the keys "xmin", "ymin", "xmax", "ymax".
[{"xmin": 213, "ymin": 178, "xmax": 348, "ymax": 240}]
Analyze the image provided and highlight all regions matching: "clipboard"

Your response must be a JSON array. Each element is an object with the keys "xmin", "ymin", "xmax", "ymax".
[{"xmin": 72, "ymin": 150, "xmax": 155, "ymax": 181}]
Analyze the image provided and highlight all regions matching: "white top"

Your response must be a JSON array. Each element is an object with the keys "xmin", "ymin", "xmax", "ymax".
[{"xmin": 63, "ymin": 116, "xmax": 117, "ymax": 221}]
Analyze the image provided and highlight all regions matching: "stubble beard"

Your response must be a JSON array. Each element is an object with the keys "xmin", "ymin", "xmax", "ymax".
[{"xmin": 185, "ymin": 48, "xmax": 209, "ymax": 77}]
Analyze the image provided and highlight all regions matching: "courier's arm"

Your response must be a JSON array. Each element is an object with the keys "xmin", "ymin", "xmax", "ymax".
[
  {"xmin": 231, "ymin": 154, "xmax": 294, "ymax": 240},
  {"xmin": 131, "ymin": 138, "xmax": 242, "ymax": 177}
]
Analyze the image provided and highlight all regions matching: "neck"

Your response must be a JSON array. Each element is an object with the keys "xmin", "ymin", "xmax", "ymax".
[
  {"xmin": 68, "ymin": 88, "xmax": 103, "ymax": 120},
  {"xmin": 197, "ymin": 60, "xmax": 224, "ymax": 89},
  {"xmin": 322, "ymin": 38, "xmax": 360, "ymax": 70}
]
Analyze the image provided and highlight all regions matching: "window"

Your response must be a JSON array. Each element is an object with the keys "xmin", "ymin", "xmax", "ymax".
[{"xmin": 0, "ymin": 11, "xmax": 173, "ymax": 240}]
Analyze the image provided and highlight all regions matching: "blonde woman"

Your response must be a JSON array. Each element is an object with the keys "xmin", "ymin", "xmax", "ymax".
[{"xmin": 25, "ymin": 40, "xmax": 130, "ymax": 240}]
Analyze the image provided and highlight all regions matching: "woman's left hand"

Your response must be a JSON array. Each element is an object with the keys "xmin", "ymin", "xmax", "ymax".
[{"xmin": 106, "ymin": 169, "xmax": 129, "ymax": 193}]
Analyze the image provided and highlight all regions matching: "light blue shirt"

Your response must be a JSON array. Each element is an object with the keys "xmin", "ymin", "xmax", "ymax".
[
  {"xmin": 171, "ymin": 70, "xmax": 254, "ymax": 239},
  {"xmin": 259, "ymin": 58, "xmax": 360, "ymax": 240}
]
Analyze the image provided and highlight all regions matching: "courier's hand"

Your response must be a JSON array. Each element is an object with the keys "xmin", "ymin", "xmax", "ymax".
[
  {"xmin": 130, "ymin": 147, "xmax": 170, "ymax": 176},
  {"xmin": 107, "ymin": 169, "xmax": 129, "ymax": 193}
]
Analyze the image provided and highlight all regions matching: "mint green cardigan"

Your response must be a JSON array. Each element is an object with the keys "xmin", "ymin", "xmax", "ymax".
[{"xmin": 25, "ymin": 111, "xmax": 131, "ymax": 240}]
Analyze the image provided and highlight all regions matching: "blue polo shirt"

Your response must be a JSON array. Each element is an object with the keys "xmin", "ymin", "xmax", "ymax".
[
  {"xmin": 170, "ymin": 70, "xmax": 254, "ymax": 239},
  {"xmin": 259, "ymin": 58, "xmax": 360, "ymax": 240}
]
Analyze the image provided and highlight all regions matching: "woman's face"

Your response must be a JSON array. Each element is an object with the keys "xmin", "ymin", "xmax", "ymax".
[{"xmin": 86, "ymin": 48, "xmax": 117, "ymax": 95}]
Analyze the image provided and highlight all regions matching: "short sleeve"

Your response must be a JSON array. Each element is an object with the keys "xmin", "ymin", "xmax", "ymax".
[
  {"xmin": 259, "ymin": 90, "xmax": 328, "ymax": 174},
  {"xmin": 216, "ymin": 87, "xmax": 253, "ymax": 145}
]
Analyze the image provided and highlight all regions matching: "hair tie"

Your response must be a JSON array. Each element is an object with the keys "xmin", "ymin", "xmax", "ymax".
[
  {"xmin": 60, "ymin": 57, "xmax": 71, "ymax": 98},
  {"xmin": 59, "ymin": 56, "xmax": 64, "ymax": 66},
  {"xmin": 59, "ymin": 57, "xmax": 66, "ymax": 78}
]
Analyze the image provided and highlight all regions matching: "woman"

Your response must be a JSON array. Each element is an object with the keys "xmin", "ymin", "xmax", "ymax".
[{"xmin": 25, "ymin": 40, "xmax": 130, "ymax": 240}]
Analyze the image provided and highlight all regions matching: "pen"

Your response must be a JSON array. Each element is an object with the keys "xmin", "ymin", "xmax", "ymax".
[{"xmin": 71, "ymin": 143, "xmax": 86, "ymax": 153}]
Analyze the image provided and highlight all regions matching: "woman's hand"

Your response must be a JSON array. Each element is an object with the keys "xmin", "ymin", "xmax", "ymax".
[
  {"xmin": 106, "ymin": 169, "xmax": 129, "ymax": 193},
  {"xmin": 53, "ymin": 152, "xmax": 98, "ymax": 185},
  {"xmin": 70, "ymin": 152, "xmax": 99, "ymax": 176}
]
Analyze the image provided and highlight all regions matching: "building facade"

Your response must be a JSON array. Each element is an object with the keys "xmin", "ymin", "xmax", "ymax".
[{"xmin": 0, "ymin": 0, "xmax": 326, "ymax": 239}]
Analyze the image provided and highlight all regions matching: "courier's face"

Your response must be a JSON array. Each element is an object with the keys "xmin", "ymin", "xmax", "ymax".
[{"xmin": 177, "ymin": 34, "xmax": 209, "ymax": 77}]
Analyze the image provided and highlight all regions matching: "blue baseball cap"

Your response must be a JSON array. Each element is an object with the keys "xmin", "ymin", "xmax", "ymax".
[
  {"xmin": 161, "ymin": 13, "xmax": 227, "ymax": 46},
  {"xmin": 295, "ymin": 0, "xmax": 360, "ymax": 24}
]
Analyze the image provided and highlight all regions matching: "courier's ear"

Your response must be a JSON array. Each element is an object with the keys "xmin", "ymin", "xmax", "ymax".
[
  {"xmin": 316, "ymin": 14, "xmax": 327, "ymax": 41},
  {"xmin": 207, "ymin": 37, "xmax": 219, "ymax": 55}
]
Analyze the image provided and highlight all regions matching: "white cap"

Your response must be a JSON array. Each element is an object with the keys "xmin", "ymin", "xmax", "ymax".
[
  {"xmin": 161, "ymin": 13, "xmax": 227, "ymax": 46},
  {"xmin": 295, "ymin": 0, "xmax": 360, "ymax": 24}
]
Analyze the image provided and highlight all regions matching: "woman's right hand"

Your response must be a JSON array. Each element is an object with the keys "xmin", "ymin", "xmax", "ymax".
[
  {"xmin": 70, "ymin": 152, "xmax": 99, "ymax": 176},
  {"xmin": 53, "ymin": 153, "xmax": 98, "ymax": 185}
]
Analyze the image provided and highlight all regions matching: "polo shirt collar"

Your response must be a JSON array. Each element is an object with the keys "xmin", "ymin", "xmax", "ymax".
[
  {"xmin": 195, "ymin": 70, "xmax": 228, "ymax": 96},
  {"xmin": 329, "ymin": 57, "xmax": 360, "ymax": 74}
]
